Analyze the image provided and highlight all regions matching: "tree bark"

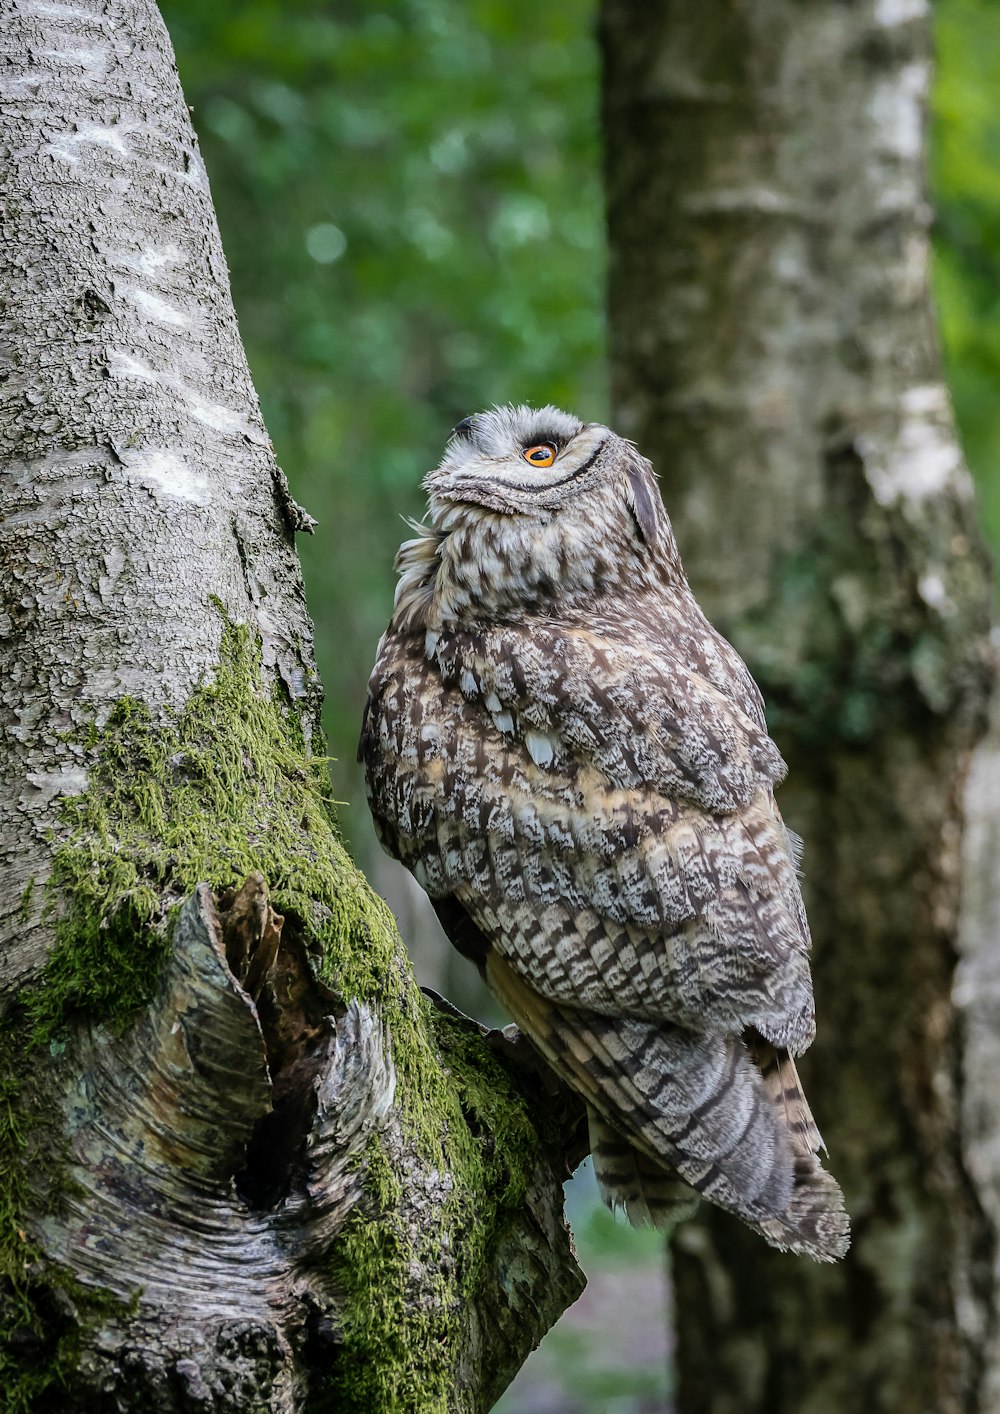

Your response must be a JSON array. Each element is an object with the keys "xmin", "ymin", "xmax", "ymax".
[
  {"xmin": 0, "ymin": 2, "xmax": 585, "ymax": 1409},
  {"xmin": 601, "ymin": 2, "xmax": 999, "ymax": 1411}
]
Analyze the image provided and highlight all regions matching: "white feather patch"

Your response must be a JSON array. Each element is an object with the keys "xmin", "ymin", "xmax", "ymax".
[{"xmin": 525, "ymin": 730, "xmax": 557, "ymax": 768}]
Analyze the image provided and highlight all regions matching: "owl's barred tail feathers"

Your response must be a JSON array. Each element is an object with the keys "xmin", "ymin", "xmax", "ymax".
[
  {"xmin": 748, "ymin": 1041, "xmax": 849, "ymax": 1259},
  {"xmin": 487, "ymin": 954, "xmax": 849, "ymax": 1263},
  {"xmin": 589, "ymin": 1109, "xmax": 700, "ymax": 1227}
]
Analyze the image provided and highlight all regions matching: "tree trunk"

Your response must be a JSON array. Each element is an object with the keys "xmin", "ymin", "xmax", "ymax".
[
  {"xmin": 600, "ymin": 2, "xmax": 999, "ymax": 1411},
  {"xmin": 0, "ymin": 2, "xmax": 585, "ymax": 1409}
]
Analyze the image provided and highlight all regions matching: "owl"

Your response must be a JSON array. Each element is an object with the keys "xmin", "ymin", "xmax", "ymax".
[{"xmin": 359, "ymin": 405, "xmax": 848, "ymax": 1261}]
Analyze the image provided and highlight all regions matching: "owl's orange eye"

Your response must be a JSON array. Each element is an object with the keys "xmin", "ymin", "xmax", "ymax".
[{"xmin": 523, "ymin": 443, "xmax": 556, "ymax": 468}]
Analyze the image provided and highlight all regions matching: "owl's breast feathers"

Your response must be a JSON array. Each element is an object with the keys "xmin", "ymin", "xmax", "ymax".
[{"xmin": 360, "ymin": 591, "xmax": 849, "ymax": 1260}]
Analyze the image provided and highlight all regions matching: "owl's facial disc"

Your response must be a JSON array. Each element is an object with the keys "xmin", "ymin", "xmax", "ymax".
[{"xmin": 427, "ymin": 404, "xmax": 611, "ymax": 517}]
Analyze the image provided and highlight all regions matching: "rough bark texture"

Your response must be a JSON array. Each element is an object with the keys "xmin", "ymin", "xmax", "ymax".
[
  {"xmin": 601, "ymin": 1, "xmax": 999, "ymax": 1411},
  {"xmin": 0, "ymin": 2, "xmax": 585, "ymax": 1409},
  {"xmin": 957, "ymin": 698, "xmax": 1000, "ymax": 1410}
]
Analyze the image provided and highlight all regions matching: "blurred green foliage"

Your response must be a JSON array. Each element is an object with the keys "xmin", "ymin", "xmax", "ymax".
[
  {"xmin": 161, "ymin": 0, "xmax": 605, "ymax": 855},
  {"xmin": 933, "ymin": 0, "xmax": 1000, "ymax": 552}
]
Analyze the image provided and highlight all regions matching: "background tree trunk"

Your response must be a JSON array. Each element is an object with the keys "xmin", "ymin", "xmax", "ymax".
[
  {"xmin": 0, "ymin": 1, "xmax": 584, "ymax": 1408},
  {"xmin": 601, "ymin": 2, "xmax": 999, "ymax": 1411}
]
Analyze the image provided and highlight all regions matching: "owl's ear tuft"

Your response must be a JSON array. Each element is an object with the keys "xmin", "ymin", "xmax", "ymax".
[{"xmin": 624, "ymin": 455, "xmax": 664, "ymax": 548}]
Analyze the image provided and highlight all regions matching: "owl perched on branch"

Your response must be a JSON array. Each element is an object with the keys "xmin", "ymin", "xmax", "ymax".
[{"xmin": 360, "ymin": 405, "xmax": 849, "ymax": 1261}]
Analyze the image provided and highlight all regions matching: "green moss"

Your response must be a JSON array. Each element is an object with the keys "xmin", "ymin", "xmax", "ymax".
[
  {"xmin": 24, "ymin": 623, "xmax": 343, "ymax": 1045},
  {"xmin": 17, "ymin": 880, "xmax": 34, "ymax": 927},
  {"xmin": 320, "ymin": 1004, "xmax": 544, "ymax": 1411},
  {"xmin": 2, "ymin": 618, "xmax": 549, "ymax": 1410}
]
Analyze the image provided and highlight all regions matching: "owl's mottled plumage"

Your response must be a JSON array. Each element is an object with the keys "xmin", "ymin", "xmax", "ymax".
[{"xmin": 360, "ymin": 405, "xmax": 849, "ymax": 1261}]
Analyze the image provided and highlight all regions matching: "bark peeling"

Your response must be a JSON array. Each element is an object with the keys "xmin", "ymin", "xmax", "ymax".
[{"xmin": 34, "ymin": 883, "xmax": 395, "ymax": 1411}]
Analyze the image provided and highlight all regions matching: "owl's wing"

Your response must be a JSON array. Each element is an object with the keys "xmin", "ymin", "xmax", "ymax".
[
  {"xmin": 361, "ymin": 620, "xmax": 814, "ymax": 1052},
  {"xmin": 360, "ymin": 621, "xmax": 848, "ymax": 1259},
  {"xmin": 429, "ymin": 617, "xmax": 785, "ymax": 814}
]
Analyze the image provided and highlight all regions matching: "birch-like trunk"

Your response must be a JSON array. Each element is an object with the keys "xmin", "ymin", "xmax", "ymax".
[
  {"xmin": 0, "ymin": 2, "xmax": 584, "ymax": 1408},
  {"xmin": 600, "ymin": 2, "xmax": 999, "ymax": 1410}
]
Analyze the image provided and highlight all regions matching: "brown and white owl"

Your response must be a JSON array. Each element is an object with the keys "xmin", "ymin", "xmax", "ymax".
[{"xmin": 359, "ymin": 405, "xmax": 849, "ymax": 1261}]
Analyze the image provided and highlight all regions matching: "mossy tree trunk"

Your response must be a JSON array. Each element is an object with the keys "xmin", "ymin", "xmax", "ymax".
[
  {"xmin": 0, "ymin": 2, "xmax": 585, "ymax": 1409},
  {"xmin": 601, "ymin": 2, "xmax": 1000, "ymax": 1411}
]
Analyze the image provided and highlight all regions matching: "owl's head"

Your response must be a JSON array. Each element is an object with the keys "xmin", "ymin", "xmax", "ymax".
[
  {"xmin": 394, "ymin": 405, "xmax": 684, "ymax": 627},
  {"xmin": 425, "ymin": 404, "xmax": 667, "ymax": 546}
]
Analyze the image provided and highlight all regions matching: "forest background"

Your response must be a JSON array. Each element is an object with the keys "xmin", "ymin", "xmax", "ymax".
[{"xmin": 157, "ymin": 1, "xmax": 1000, "ymax": 1408}]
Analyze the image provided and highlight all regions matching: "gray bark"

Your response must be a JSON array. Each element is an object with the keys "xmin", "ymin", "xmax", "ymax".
[
  {"xmin": 600, "ymin": 1, "xmax": 999, "ymax": 1410},
  {"xmin": 956, "ymin": 702, "xmax": 1000, "ymax": 1410},
  {"xmin": 0, "ymin": 0, "xmax": 315, "ymax": 993},
  {"xmin": 0, "ymin": 1, "xmax": 584, "ymax": 1408}
]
